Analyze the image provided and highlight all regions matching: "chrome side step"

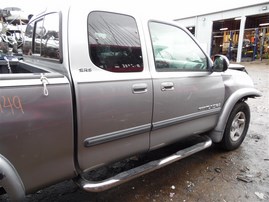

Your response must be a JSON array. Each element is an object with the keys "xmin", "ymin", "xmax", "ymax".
[{"xmin": 75, "ymin": 135, "xmax": 212, "ymax": 192}]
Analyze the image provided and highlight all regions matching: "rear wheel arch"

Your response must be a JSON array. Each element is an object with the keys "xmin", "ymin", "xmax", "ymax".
[{"xmin": 0, "ymin": 154, "xmax": 25, "ymax": 200}]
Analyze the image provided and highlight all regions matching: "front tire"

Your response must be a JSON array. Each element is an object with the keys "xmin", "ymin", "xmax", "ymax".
[{"xmin": 220, "ymin": 102, "xmax": 250, "ymax": 151}]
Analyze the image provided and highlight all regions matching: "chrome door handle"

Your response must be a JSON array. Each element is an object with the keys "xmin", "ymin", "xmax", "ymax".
[
  {"xmin": 161, "ymin": 82, "xmax": 174, "ymax": 91},
  {"xmin": 132, "ymin": 83, "xmax": 148, "ymax": 94}
]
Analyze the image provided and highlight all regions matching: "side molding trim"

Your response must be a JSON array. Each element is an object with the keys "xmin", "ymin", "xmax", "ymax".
[{"xmin": 84, "ymin": 124, "xmax": 151, "ymax": 147}]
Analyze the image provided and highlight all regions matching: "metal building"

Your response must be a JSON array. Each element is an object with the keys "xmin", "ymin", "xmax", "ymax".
[{"xmin": 175, "ymin": 2, "xmax": 269, "ymax": 62}]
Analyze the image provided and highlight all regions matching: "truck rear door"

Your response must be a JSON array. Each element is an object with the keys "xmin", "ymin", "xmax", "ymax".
[{"xmin": 68, "ymin": 10, "xmax": 153, "ymax": 171}]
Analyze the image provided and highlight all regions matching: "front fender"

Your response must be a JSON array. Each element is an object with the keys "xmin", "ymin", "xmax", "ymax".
[
  {"xmin": 0, "ymin": 154, "xmax": 25, "ymax": 200},
  {"xmin": 209, "ymin": 88, "xmax": 262, "ymax": 143}
]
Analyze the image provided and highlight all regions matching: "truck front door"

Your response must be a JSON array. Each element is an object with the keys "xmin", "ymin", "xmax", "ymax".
[{"xmin": 147, "ymin": 21, "xmax": 225, "ymax": 149}]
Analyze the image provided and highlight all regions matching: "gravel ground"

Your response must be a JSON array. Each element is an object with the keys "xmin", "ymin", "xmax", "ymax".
[{"xmin": 1, "ymin": 60, "xmax": 268, "ymax": 202}]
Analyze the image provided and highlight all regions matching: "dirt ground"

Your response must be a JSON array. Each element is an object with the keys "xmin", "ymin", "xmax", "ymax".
[{"xmin": 1, "ymin": 60, "xmax": 268, "ymax": 202}]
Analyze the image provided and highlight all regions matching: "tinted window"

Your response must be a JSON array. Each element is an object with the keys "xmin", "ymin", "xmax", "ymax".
[
  {"xmin": 23, "ymin": 13, "xmax": 60, "ymax": 60},
  {"xmin": 88, "ymin": 12, "xmax": 143, "ymax": 72},
  {"xmin": 149, "ymin": 22, "xmax": 208, "ymax": 72}
]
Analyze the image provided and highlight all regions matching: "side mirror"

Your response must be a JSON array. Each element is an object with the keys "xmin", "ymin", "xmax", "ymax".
[{"xmin": 212, "ymin": 54, "xmax": 229, "ymax": 72}]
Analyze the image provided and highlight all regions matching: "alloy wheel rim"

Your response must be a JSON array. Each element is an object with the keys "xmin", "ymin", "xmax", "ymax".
[{"xmin": 230, "ymin": 111, "xmax": 246, "ymax": 142}]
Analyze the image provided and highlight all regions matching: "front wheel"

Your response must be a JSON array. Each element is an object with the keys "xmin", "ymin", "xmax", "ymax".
[{"xmin": 220, "ymin": 102, "xmax": 250, "ymax": 151}]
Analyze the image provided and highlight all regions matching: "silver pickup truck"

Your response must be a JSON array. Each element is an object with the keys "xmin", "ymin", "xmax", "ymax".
[{"xmin": 0, "ymin": 4, "xmax": 261, "ymax": 200}]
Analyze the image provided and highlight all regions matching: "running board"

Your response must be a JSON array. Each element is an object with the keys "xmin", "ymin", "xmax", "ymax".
[{"xmin": 75, "ymin": 135, "xmax": 212, "ymax": 192}]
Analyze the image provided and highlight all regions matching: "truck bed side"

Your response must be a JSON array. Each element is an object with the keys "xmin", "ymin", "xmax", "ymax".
[{"xmin": 0, "ymin": 62, "xmax": 74, "ymax": 193}]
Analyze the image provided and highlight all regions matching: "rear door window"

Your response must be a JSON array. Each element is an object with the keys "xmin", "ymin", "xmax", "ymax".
[{"xmin": 88, "ymin": 12, "xmax": 143, "ymax": 72}]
